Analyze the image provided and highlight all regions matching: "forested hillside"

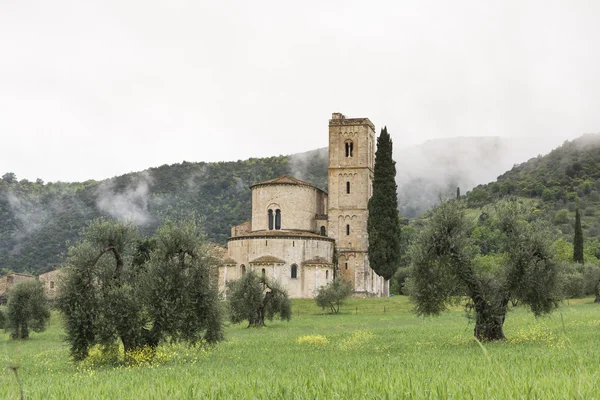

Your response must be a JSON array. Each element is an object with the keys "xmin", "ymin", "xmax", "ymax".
[
  {"xmin": 0, "ymin": 134, "xmax": 576, "ymax": 275},
  {"xmin": 0, "ymin": 149, "xmax": 327, "ymax": 274},
  {"xmin": 395, "ymin": 136, "xmax": 567, "ymax": 217},
  {"xmin": 466, "ymin": 134, "xmax": 600, "ymax": 243}
]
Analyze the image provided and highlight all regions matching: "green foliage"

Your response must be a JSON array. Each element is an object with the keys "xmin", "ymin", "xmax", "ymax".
[
  {"xmin": 554, "ymin": 209, "xmax": 569, "ymax": 225},
  {"xmin": 315, "ymin": 278, "xmax": 353, "ymax": 313},
  {"xmin": 57, "ymin": 217, "xmax": 223, "ymax": 362},
  {"xmin": 574, "ymin": 208, "xmax": 584, "ymax": 263},
  {"xmin": 0, "ymin": 151, "xmax": 324, "ymax": 274},
  {"xmin": 390, "ymin": 267, "xmax": 411, "ymax": 295},
  {"xmin": 557, "ymin": 262, "xmax": 586, "ymax": 299},
  {"xmin": 140, "ymin": 218, "xmax": 224, "ymax": 344},
  {"xmin": 367, "ymin": 127, "xmax": 402, "ymax": 281},
  {"xmin": 467, "ymin": 135, "xmax": 600, "ymax": 247},
  {"xmin": 5, "ymin": 280, "xmax": 50, "ymax": 339},
  {"xmin": 467, "ymin": 188, "xmax": 489, "ymax": 207},
  {"xmin": 227, "ymin": 270, "xmax": 291, "ymax": 327},
  {"xmin": 408, "ymin": 199, "xmax": 561, "ymax": 340}
]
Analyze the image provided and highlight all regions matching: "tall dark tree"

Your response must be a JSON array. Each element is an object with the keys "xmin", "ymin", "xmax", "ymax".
[
  {"xmin": 573, "ymin": 208, "xmax": 584, "ymax": 264},
  {"xmin": 367, "ymin": 127, "xmax": 402, "ymax": 293},
  {"xmin": 457, "ymin": 187, "xmax": 461, "ymax": 199}
]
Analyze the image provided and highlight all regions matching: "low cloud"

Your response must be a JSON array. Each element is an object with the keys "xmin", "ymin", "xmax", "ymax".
[{"xmin": 95, "ymin": 171, "xmax": 154, "ymax": 226}]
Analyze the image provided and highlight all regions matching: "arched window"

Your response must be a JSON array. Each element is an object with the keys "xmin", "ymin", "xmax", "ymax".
[
  {"xmin": 241, "ymin": 264, "xmax": 246, "ymax": 275},
  {"xmin": 346, "ymin": 224, "xmax": 350, "ymax": 236},
  {"xmin": 320, "ymin": 226, "xmax": 326, "ymax": 236},
  {"xmin": 345, "ymin": 262, "xmax": 348, "ymax": 270},
  {"xmin": 275, "ymin": 209, "xmax": 281, "ymax": 230},
  {"xmin": 291, "ymin": 264, "xmax": 298, "ymax": 279},
  {"xmin": 261, "ymin": 268, "xmax": 266, "ymax": 277},
  {"xmin": 346, "ymin": 181, "xmax": 350, "ymax": 194},
  {"xmin": 268, "ymin": 209, "xmax": 274, "ymax": 230},
  {"xmin": 345, "ymin": 141, "xmax": 354, "ymax": 157},
  {"xmin": 326, "ymin": 270, "xmax": 329, "ymax": 280}
]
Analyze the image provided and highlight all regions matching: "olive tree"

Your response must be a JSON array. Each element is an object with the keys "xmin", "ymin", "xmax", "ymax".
[
  {"xmin": 408, "ymin": 199, "xmax": 561, "ymax": 341},
  {"xmin": 58, "ymin": 217, "xmax": 223, "ymax": 361},
  {"xmin": 5, "ymin": 280, "xmax": 50, "ymax": 339},
  {"xmin": 227, "ymin": 270, "xmax": 291, "ymax": 327},
  {"xmin": 315, "ymin": 277, "xmax": 353, "ymax": 314}
]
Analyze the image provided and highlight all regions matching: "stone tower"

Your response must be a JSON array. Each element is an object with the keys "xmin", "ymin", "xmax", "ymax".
[{"xmin": 327, "ymin": 112, "xmax": 383, "ymax": 296}]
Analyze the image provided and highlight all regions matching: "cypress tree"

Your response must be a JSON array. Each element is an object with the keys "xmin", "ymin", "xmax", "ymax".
[
  {"xmin": 573, "ymin": 208, "xmax": 584, "ymax": 264},
  {"xmin": 367, "ymin": 127, "xmax": 402, "ymax": 289},
  {"xmin": 457, "ymin": 187, "xmax": 461, "ymax": 199}
]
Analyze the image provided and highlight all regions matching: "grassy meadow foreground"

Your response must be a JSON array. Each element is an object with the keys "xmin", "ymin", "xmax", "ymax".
[{"xmin": 1, "ymin": 296, "xmax": 599, "ymax": 399}]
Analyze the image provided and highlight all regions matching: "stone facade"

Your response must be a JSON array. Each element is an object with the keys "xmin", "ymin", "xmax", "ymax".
[
  {"xmin": 219, "ymin": 113, "xmax": 385, "ymax": 298},
  {"xmin": 327, "ymin": 113, "xmax": 385, "ymax": 296},
  {"xmin": 39, "ymin": 269, "xmax": 66, "ymax": 300}
]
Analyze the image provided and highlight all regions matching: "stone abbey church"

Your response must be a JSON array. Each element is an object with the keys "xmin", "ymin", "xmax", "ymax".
[{"xmin": 218, "ymin": 113, "xmax": 386, "ymax": 298}]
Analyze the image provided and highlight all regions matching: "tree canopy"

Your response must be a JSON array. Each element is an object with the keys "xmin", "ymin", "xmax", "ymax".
[
  {"xmin": 57, "ymin": 217, "xmax": 223, "ymax": 362},
  {"xmin": 5, "ymin": 280, "xmax": 50, "ymax": 339},
  {"xmin": 227, "ymin": 270, "xmax": 291, "ymax": 327},
  {"xmin": 315, "ymin": 277, "xmax": 353, "ymax": 314},
  {"xmin": 408, "ymin": 199, "xmax": 561, "ymax": 340}
]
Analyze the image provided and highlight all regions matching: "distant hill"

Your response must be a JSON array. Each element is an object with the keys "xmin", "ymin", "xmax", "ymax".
[
  {"xmin": 0, "ymin": 135, "xmax": 571, "ymax": 274},
  {"xmin": 394, "ymin": 136, "xmax": 569, "ymax": 217},
  {"xmin": 466, "ymin": 134, "xmax": 600, "ymax": 243}
]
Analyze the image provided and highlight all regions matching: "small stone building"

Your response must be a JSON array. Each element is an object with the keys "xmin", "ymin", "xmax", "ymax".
[
  {"xmin": 218, "ymin": 113, "xmax": 386, "ymax": 298},
  {"xmin": 0, "ymin": 273, "xmax": 35, "ymax": 304},
  {"xmin": 39, "ymin": 269, "xmax": 65, "ymax": 300}
]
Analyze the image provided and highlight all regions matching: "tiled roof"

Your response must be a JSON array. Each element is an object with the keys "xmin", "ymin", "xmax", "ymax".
[
  {"xmin": 1, "ymin": 272, "xmax": 34, "ymax": 278},
  {"xmin": 250, "ymin": 255, "xmax": 286, "ymax": 264},
  {"xmin": 220, "ymin": 258, "xmax": 238, "ymax": 265},
  {"xmin": 250, "ymin": 175, "xmax": 325, "ymax": 192},
  {"xmin": 302, "ymin": 257, "xmax": 332, "ymax": 266},
  {"xmin": 230, "ymin": 229, "xmax": 332, "ymax": 240}
]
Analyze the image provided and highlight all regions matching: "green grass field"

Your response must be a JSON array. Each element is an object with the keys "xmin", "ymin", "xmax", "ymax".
[{"xmin": 1, "ymin": 296, "xmax": 599, "ymax": 399}]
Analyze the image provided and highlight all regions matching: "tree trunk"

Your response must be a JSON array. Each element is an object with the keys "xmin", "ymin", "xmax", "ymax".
[
  {"xmin": 473, "ymin": 298, "xmax": 508, "ymax": 341},
  {"xmin": 595, "ymin": 281, "xmax": 600, "ymax": 303},
  {"xmin": 248, "ymin": 306, "xmax": 266, "ymax": 327},
  {"xmin": 452, "ymin": 252, "xmax": 508, "ymax": 341},
  {"xmin": 474, "ymin": 313, "xmax": 506, "ymax": 341},
  {"xmin": 248, "ymin": 314, "xmax": 265, "ymax": 327},
  {"xmin": 12, "ymin": 323, "xmax": 29, "ymax": 339}
]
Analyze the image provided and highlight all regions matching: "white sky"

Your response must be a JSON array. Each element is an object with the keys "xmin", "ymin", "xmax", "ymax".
[{"xmin": 1, "ymin": 0, "xmax": 598, "ymax": 183}]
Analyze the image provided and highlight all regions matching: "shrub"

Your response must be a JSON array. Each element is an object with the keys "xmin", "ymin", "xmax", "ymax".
[
  {"xmin": 227, "ymin": 270, "xmax": 291, "ymax": 327},
  {"xmin": 5, "ymin": 280, "xmax": 50, "ymax": 339},
  {"xmin": 391, "ymin": 267, "xmax": 410, "ymax": 295},
  {"xmin": 315, "ymin": 278, "xmax": 353, "ymax": 314}
]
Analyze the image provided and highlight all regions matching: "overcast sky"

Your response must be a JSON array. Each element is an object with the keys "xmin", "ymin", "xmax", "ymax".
[{"xmin": 1, "ymin": 0, "xmax": 598, "ymax": 182}]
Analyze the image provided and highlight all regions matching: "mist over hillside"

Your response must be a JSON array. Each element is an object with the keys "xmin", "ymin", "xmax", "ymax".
[
  {"xmin": 285, "ymin": 136, "xmax": 570, "ymax": 217},
  {"xmin": 395, "ymin": 136, "xmax": 569, "ymax": 217},
  {"xmin": 0, "ymin": 135, "xmax": 576, "ymax": 274}
]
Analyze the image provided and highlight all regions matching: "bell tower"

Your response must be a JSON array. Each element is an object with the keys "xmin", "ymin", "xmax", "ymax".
[{"xmin": 327, "ymin": 112, "xmax": 382, "ymax": 296}]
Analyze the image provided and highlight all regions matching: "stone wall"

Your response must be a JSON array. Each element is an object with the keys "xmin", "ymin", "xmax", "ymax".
[
  {"xmin": 38, "ymin": 269, "xmax": 65, "ymax": 299},
  {"xmin": 231, "ymin": 220, "xmax": 251, "ymax": 237},
  {"xmin": 251, "ymin": 184, "xmax": 327, "ymax": 233},
  {"xmin": 221, "ymin": 235, "xmax": 334, "ymax": 298},
  {"xmin": 327, "ymin": 113, "xmax": 382, "ymax": 297}
]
